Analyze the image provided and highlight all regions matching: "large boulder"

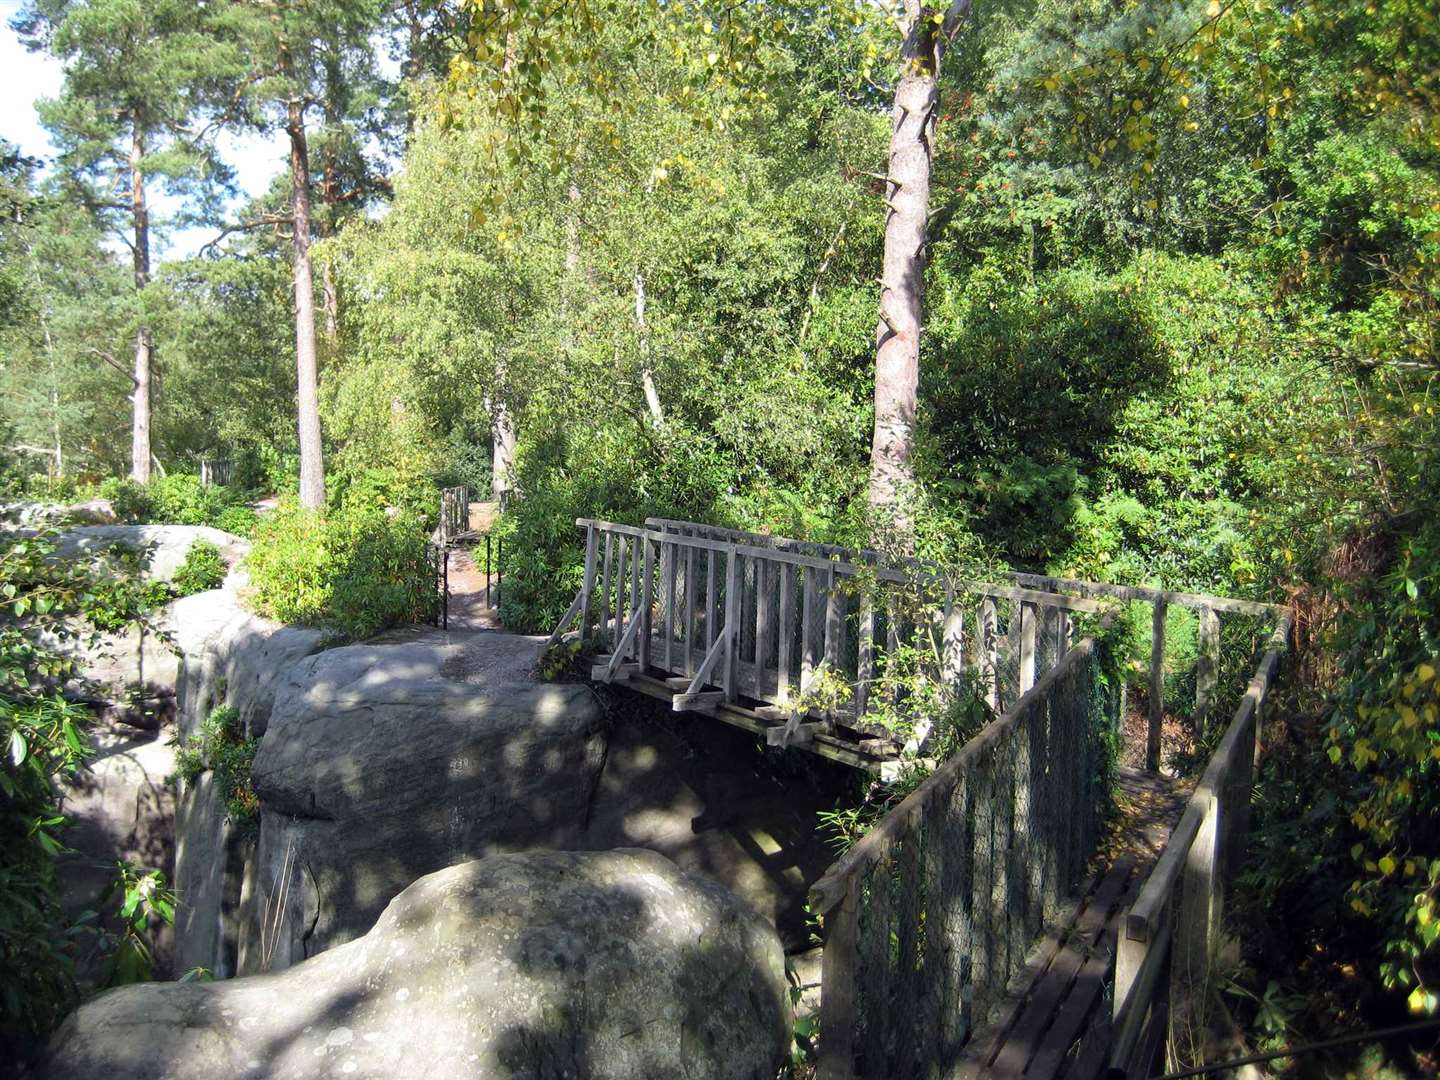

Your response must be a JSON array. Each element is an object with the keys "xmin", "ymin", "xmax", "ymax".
[
  {"xmin": 173, "ymin": 595, "xmax": 327, "ymax": 739},
  {"xmin": 54, "ymin": 729, "xmax": 178, "ymax": 978},
  {"xmin": 242, "ymin": 633, "xmax": 608, "ymax": 970},
  {"xmin": 54, "ymin": 524, "xmax": 249, "ymax": 584},
  {"xmin": 41, "ymin": 850, "xmax": 790, "ymax": 1080}
]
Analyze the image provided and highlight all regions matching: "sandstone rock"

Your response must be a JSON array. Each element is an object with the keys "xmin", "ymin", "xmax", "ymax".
[
  {"xmin": 244, "ymin": 632, "xmax": 607, "ymax": 968},
  {"xmin": 173, "ymin": 597, "xmax": 327, "ymax": 740},
  {"xmin": 0, "ymin": 498, "xmax": 117, "ymax": 526},
  {"xmin": 172, "ymin": 771, "xmax": 255, "ymax": 981},
  {"xmin": 54, "ymin": 525, "xmax": 249, "ymax": 584},
  {"xmin": 55, "ymin": 729, "xmax": 177, "ymax": 979},
  {"xmin": 41, "ymin": 850, "xmax": 789, "ymax": 1080}
]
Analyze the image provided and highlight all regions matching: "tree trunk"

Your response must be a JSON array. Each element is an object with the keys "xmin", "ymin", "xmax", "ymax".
[
  {"xmin": 633, "ymin": 270, "xmax": 664, "ymax": 427},
  {"xmin": 129, "ymin": 121, "xmax": 152, "ymax": 485},
  {"xmin": 491, "ymin": 401, "xmax": 515, "ymax": 505},
  {"xmin": 288, "ymin": 97, "xmax": 326, "ymax": 509},
  {"xmin": 866, "ymin": 0, "xmax": 972, "ymax": 532},
  {"xmin": 320, "ymin": 51, "xmax": 341, "ymax": 346}
]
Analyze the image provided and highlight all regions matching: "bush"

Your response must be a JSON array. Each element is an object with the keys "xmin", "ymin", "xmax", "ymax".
[
  {"xmin": 173, "ymin": 705, "xmax": 259, "ymax": 829},
  {"xmin": 171, "ymin": 541, "xmax": 227, "ymax": 597},
  {"xmin": 100, "ymin": 475, "xmax": 255, "ymax": 534},
  {"xmin": 246, "ymin": 499, "xmax": 437, "ymax": 640}
]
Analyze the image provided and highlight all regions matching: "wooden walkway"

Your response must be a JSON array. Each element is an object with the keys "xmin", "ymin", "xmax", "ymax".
[
  {"xmin": 956, "ymin": 769, "xmax": 1188, "ymax": 1080},
  {"xmin": 539, "ymin": 515, "xmax": 1292, "ymax": 1080}
]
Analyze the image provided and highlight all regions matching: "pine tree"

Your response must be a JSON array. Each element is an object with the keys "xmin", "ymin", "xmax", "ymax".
[{"xmin": 14, "ymin": 0, "xmax": 240, "ymax": 484}]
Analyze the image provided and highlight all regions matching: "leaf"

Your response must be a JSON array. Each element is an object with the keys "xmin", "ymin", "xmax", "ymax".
[{"xmin": 9, "ymin": 729, "xmax": 26, "ymax": 766}]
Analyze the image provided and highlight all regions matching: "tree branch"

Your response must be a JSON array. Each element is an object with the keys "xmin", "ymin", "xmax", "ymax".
[
  {"xmin": 200, "ymin": 213, "xmax": 294, "ymax": 256},
  {"xmin": 88, "ymin": 347, "xmax": 136, "ymax": 385}
]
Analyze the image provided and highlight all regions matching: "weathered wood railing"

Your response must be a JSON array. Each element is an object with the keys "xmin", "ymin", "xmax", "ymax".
[
  {"xmin": 199, "ymin": 458, "xmax": 233, "ymax": 486},
  {"xmin": 549, "ymin": 519, "xmax": 1108, "ymax": 753},
  {"xmin": 807, "ymin": 629, "xmax": 1122, "ymax": 1078},
  {"xmin": 1108, "ymin": 609, "xmax": 1293, "ymax": 1077},
  {"xmin": 437, "ymin": 485, "xmax": 469, "ymax": 546}
]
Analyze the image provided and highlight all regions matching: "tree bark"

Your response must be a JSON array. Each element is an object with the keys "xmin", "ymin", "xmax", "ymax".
[
  {"xmin": 320, "ymin": 51, "xmax": 342, "ymax": 346},
  {"xmin": 867, "ymin": 0, "xmax": 971, "ymax": 531},
  {"xmin": 633, "ymin": 270, "xmax": 664, "ymax": 427},
  {"xmin": 129, "ymin": 120, "xmax": 153, "ymax": 485},
  {"xmin": 491, "ymin": 400, "xmax": 516, "ymax": 505},
  {"xmin": 288, "ymin": 97, "xmax": 326, "ymax": 509}
]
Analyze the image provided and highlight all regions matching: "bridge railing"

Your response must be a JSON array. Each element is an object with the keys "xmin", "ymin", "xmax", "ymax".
[
  {"xmin": 1108, "ymin": 610, "xmax": 1293, "ymax": 1076},
  {"xmin": 806, "ymin": 628, "xmax": 1122, "ymax": 1079},
  {"xmin": 436, "ymin": 485, "xmax": 469, "ymax": 546},
  {"xmin": 550, "ymin": 519, "xmax": 1108, "ymax": 747}
]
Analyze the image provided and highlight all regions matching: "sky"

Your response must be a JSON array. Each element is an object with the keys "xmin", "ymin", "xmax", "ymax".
[{"xmin": 0, "ymin": 0, "xmax": 289, "ymax": 260}]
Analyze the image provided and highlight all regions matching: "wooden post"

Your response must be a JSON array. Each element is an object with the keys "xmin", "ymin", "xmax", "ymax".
[
  {"xmin": 816, "ymin": 877, "xmax": 861, "ymax": 1080},
  {"xmin": 777, "ymin": 563, "xmax": 793, "ymax": 706},
  {"xmin": 685, "ymin": 545, "xmax": 697, "ymax": 677},
  {"xmin": 629, "ymin": 536, "xmax": 641, "ymax": 651},
  {"xmin": 755, "ymin": 559, "xmax": 772, "ymax": 700},
  {"xmin": 1148, "ymin": 599, "xmax": 1167, "ymax": 772},
  {"xmin": 1018, "ymin": 600, "xmax": 1037, "ymax": 695},
  {"xmin": 578, "ymin": 526, "xmax": 598, "ymax": 643},
  {"xmin": 705, "ymin": 550, "xmax": 718, "ymax": 650},
  {"xmin": 981, "ymin": 597, "xmax": 998, "ymax": 710},
  {"xmin": 600, "ymin": 533, "xmax": 614, "ymax": 643},
  {"xmin": 942, "ymin": 587, "xmax": 964, "ymax": 686},
  {"xmin": 664, "ymin": 540, "xmax": 677, "ymax": 673},
  {"xmin": 724, "ymin": 550, "xmax": 741, "ymax": 701},
  {"xmin": 801, "ymin": 568, "xmax": 816, "ymax": 694},
  {"xmin": 856, "ymin": 593, "xmax": 875, "ymax": 719},
  {"xmin": 1177, "ymin": 792, "xmax": 1220, "ymax": 988},
  {"xmin": 638, "ymin": 537, "xmax": 654, "ymax": 672},
  {"xmin": 824, "ymin": 565, "xmax": 843, "ymax": 670},
  {"xmin": 1195, "ymin": 604, "xmax": 1219, "ymax": 731}
]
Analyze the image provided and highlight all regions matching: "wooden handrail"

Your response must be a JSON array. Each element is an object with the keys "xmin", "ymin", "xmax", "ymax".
[{"xmin": 808, "ymin": 625, "xmax": 1107, "ymax": 915}]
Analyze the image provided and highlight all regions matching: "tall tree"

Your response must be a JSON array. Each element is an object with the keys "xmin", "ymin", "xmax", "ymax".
[
  {"xmin": 220, "ymin": 0, "xmax": 391, "ymax": 509},
  {"xmin": 868, "ymin": 0, "xmax": 972, "ymax": 526},
  {"xmin": 15, "ymin": 0, "xmax": 238, "ymax": 484}
]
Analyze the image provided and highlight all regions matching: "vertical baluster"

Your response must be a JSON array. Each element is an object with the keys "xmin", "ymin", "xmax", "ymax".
[
  {"xmin": 1195, "ymin": 604, "xmax": 1219, "ymax": 733},
  {"xmin": 1018, "ymin": 600, "xmax": 1037, "ymax": 695},
  {"xmin": 629, "ymin": 535, "xmax": 641, "ymax": 653},
  {"xmin": 600, "ymin": 533, "xmax": 614, "ymax": 644},
  {"xmin": 685, "ymin": 545, "xmax": 697, "ymax": 677},
  {"xmin": 778, "ymin": 562, "xmax": 794, "ymax": 706},
  {"xmin": 664, "ymin": 540, "xmax": 678, "ymax": 673},
  {"xmin": 817, "ymin": 878, "xmax": 861, "ymax": 1080},
  {"xmin": 801, "ymin": 567, "xmax": 816, "ymax": 694},
  {"xmin": 755, "ymin": 559, "xmax": 772, "ymax": 700},
  {"xmin": 824, "ymin": 565, "xmax": 843, "ymax": 674},
  {"xmin": 1148, "ymin": 599, "xmax": 1168, "ymax": 771},
  {"xmin": 705, "ymin": 550, "xmax": 718, "ymax": 650},
  {"xmin": 638, "ymin": 536, "xmax": 653, "ymax": 671},
  {"xmin": 856, "ymin": 593, "xmax": 875, "ymax": 720},
  {"xmin": 981, "ymin": 597, "xmax": 998, "ymax": 710},
  {"xmin": 724, "ymin": 550, "xmax": 741, "ymax": 700},
  {"xmin": 942, "ymin": 586, "xmax": 965, "ymax": 686},
  {"xmin": 578, "ymin": 525, "xmax": 598, "ymax": 643}
]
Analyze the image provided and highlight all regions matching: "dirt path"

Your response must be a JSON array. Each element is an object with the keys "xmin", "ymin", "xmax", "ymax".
[{"xmin": 442, "ymin": 546, "xmax": 502, "ymax": 631}]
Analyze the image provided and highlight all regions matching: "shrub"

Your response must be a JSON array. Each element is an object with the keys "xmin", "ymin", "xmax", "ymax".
[
  {"xmin": 100, "ymin": 474, "xmax": 255, "ymax": 534},
  {"xmin": 173, "ymin": 705, "xmax": 259, "ymax": 829},
  {"xmin": 171, "ymin": 541, "xmax": 227, "ymax": 597},
  {"xmin": 245, "ymin": 499, "xmax": 437, "ymax": 640}
]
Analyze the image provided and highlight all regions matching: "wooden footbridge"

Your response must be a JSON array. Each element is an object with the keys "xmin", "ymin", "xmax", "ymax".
[{"xmin": 546, "ymin": 517, "xmax": 1292, "ymax": 1079}]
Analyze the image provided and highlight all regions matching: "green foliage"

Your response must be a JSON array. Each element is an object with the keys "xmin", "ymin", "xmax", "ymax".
[
  {"xmin": 171, "ymin": 541, "xmax": 226, "ymax": 597},
  {"xmin": 246, "ymin": 499, "xmax": 437, "ymax": 640},
  {"xmin": 174, "ymin": 706, "xmax": 259, "ymax": 829},
  {"xmin": 100, "ymin": 474, "xmax": 254, "ymax": 532},
  {"xmin": 0, "ymin": 529, "xmax": 171, "ymax": 1053}
]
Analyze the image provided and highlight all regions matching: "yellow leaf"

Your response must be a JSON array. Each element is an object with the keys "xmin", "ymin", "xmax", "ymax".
[
  {"xmin": 1179, "ymin": 94, "xmax": 1190, "ymax": 109},
  {"xmin": 1418, "ymin": 663, "xmax": 1436, "ymax": 682},
  {"xmin": 1380, "ymin": 855, "xmax": 1397, "ymax": 876},
  {"xmin": 1207, "ymin": 0, "xmax": 1221, "ymax": 15}
]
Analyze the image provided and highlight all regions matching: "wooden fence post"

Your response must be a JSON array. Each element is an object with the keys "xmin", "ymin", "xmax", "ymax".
[
  {"xmin": 942, "ymin": 586, "xmax": 965, "ymax": 686},
  {"xmin": 816, "ymin": 877, "xmax": 860, "ymax": 1080},
  {"xmin": 1195, "ymin": 604, "xmax": 1219, "ymax": 732},
  {"xmin": 638, "ymin": 536, "xmax": 654, "ymax": 671},
  {"xmin": 1148, "ymin": 599, "xmax": 1167, "ymax": 772},
  {"xmin": 1018, "ymin": 600, "xmax": 1037, "ymax": 695},
  {"xmin": 724, "ymin": 550, "xmax": 741, "ymax": 700},
  {"xmin": 578, "ymin": 526, "xmax": 598, "ymax": 643}
]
